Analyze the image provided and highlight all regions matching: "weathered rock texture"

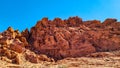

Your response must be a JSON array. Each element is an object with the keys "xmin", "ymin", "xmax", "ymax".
[
  {"xmin": 0, "ymin": 27, "xmax": 53, "ymax": 64},
  {"xmin": 0, "ymin": 16, "xmax": 120, "ymax": 68},
  {"xmin": 0, "ymin": 16, "xmax": 120, "ymax": 63},
  {"xmin": 22, "ymin": 16, "xmax": 120, "ymax": 60}
]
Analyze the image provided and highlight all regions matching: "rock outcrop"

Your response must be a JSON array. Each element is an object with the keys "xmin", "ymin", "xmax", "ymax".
[
  {"xmin": 0, "ymin": 16, "xmax": 120, "ymax": 62},
  {"xmin": 0, "ymin": 16, "xmax": 120, "ymax": 67},
  {"xmin": 25, "ymin": 16, "xmax": 120, "ymax": 60},
  {"xmin": 0, "ymin": 27, "xmax": 53, "ymax": 64}
]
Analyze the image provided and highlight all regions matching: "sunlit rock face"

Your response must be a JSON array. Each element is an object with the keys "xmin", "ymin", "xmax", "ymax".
[
  {"xmin": 0, "ymin": 27, "xmax": 27, "ymax": 64},
  {"xmin": 0, "ymin": 17, "xmax": 120, "ymax": 61},
  {"xmin": 26, "ymin": 17, "xmax": 120, "ymax": 60},
  {"xmin": 0, "ymin": 27, "xmax": 53, "ymax": 64}
]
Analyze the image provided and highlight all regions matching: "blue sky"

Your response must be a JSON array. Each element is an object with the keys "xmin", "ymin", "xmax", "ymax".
[{"xmin": 0, "ymin": 0, "xmax": 120, "ymax": 32}]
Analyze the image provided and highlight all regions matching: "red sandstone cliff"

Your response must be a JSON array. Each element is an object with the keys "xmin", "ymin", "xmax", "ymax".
[
  {"xmin": 0, "ymin": 16, "xmax": 120, "ymax": 64},
  {"xmin": 25, "ymin": 17, "xmax": 120, "ymax": 60}
]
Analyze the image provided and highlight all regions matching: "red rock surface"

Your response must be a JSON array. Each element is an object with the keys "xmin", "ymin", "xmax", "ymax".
[
  {"xmin": 0, "ymin": 16, "xmax": 120, "ymax": 67},
  {"xmin": 24, "ymin": 17, "xmax": 120, "ymax": 60},
  {"xmin": 0, "ymin": 16, "xmax": 120, "ymax": 62},
  {"xmin": 0, "ymin": 27, "xmax": 52, "ymax": 64}
]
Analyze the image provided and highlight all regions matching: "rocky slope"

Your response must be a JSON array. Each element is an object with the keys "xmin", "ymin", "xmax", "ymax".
[
  {"xmin": 0, "ymin": 16, "xmax": 120, "ymax": 68},
  {"xmin": 27, "ymin": 17, "xmax": 120, "ymax": 60}
]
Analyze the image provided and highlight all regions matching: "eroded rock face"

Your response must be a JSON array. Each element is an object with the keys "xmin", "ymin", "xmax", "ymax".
[
  {"xmin": 28, "ymin": 17, "xmax": 120, "ymax": 60},
  {"xmin": 0, "ymin": 27, "xmax": 27, "ymax": 64},
  {"xmin": 0, "ymin": 27, "xmax": 52, "ymax": 64},
  {"xmin": 1, "ymin": 17, "xmax": 120, "ymax": 62}
]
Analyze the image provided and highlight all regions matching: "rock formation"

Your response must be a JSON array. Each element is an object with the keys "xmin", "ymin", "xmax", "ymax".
[
  {"xmin": 24, "ymin": 17, "xmax": 120, "ymax": 60},
  {"xmin": 0, "ymin": 16, "xmax": 120, "ymax": 63},
  {"xmin": 0, "ymin": 27, "xmax": 53, "ymax": 64}
]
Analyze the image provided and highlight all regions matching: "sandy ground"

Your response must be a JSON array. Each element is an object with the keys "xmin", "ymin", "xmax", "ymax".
[{"xmin": 0, "ymin": 50, "xmax": 120, "ymax": 68}]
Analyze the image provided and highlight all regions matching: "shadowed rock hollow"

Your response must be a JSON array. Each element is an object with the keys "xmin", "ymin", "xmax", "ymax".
[{"xmin": 21, "ymin": 16, "xmax": 120, "ymax": 60}]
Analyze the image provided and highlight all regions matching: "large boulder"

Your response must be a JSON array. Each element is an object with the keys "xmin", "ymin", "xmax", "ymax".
[{"xmin": 103, "ymin": 18, "xmax": 117, "ymax": 25}]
